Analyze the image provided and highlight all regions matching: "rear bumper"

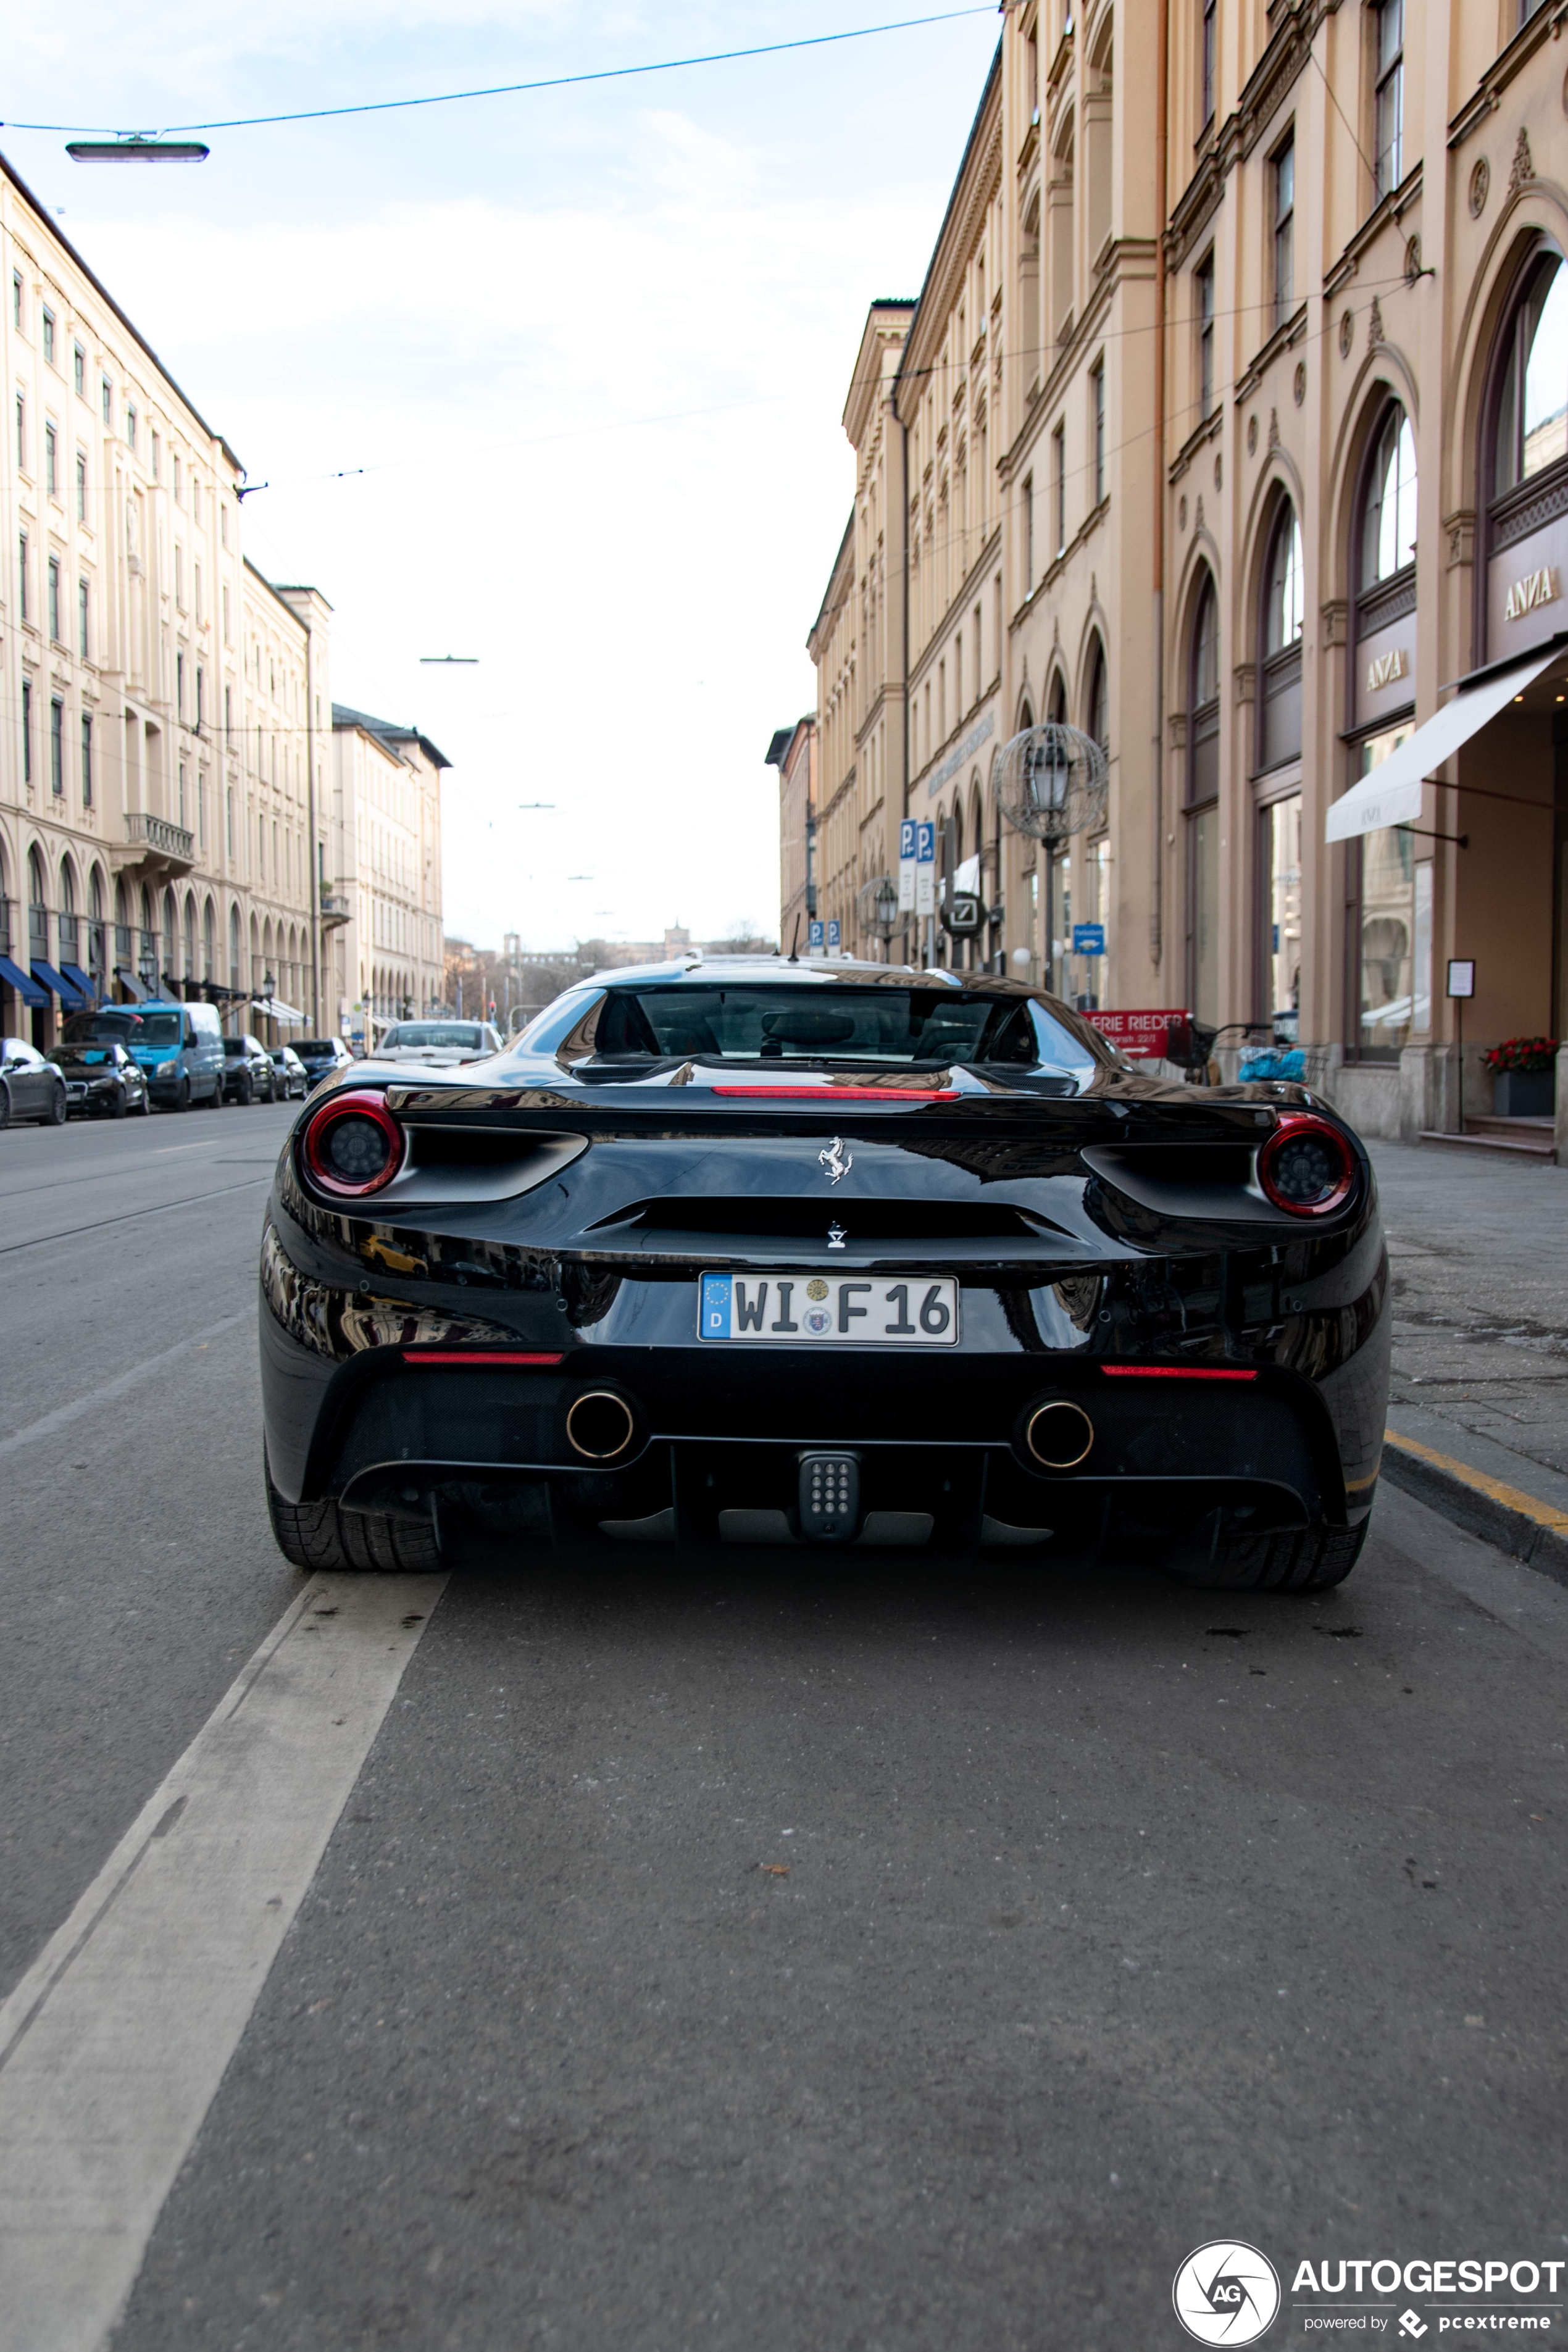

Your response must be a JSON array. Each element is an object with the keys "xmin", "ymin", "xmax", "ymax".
[{"xmin": 263, "ymin": 1308, "xmax": 1359, "ymax": 1559}]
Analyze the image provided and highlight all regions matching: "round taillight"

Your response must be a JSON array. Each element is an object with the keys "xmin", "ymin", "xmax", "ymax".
[
  {"xmin": 301, "ymin": 1089, "xmax": 404, "ymax": 1198},
  {"xmin": 1257, "ymin": 1112, "xmax": 1355, "ymax": 1216}
]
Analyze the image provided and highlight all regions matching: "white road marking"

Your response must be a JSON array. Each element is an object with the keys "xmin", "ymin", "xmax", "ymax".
[
  {"xmin": 0, "ymin": 1569, "xmax": 446, "ymax": 2352},
  {"xmin": 0, "ymin": 1310, "xmax": 256, "ymax": 1461}
]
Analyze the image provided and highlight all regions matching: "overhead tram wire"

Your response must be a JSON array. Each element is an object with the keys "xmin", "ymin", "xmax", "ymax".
[{"xmin": 1, "ymin": 8, "xmax": 999, "ymax": 138}]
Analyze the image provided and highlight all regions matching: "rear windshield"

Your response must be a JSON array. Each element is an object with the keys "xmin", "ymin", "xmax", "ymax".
[
  {"xmin": 590, "ymin": 985, "xmax": 1108, "ymax": 1070},
  {"xmin": 63, "ymin": 1009, "xmax": 143, "ymax": 1045},
  {"xmin": 296, "ymin": 1041, "xmax": 335, "ymax": 1057},
  {"xmin": 380, "ymin": 1023, "xmax": 484, "ymax": 1049},
  {"xmin": 48, "ymin": 1046, "xmax": 118, "ymax": 1067}
]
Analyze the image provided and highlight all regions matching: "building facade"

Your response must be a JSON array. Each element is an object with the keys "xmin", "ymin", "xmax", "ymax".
[
  {"xmin": 801, "ymin": 0, "xmax": 1568, "ymax": 1138},
  {"xmin": 330, "ymin": 706, "xmax": 448, "ymax": 1040},
  {"xmin": 765, "ymin": 712, "xmax": 817, "ymax": 956},
  {"xmin": 0, "ymin": 151, "xmax": 336, "ymax": 1045}
]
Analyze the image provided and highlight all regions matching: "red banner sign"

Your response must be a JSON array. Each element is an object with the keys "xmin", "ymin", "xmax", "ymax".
[{"xmin": 1083, "ymin": 1008, "xmax": 1192, "ymax": 1059}]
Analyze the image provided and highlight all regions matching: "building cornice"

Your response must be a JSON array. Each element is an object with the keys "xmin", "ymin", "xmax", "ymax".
[
  {"xmin": 1449, "ymin": 2, "xmax": 1568, "ymax": 150},
  {"xmin": 1165, "ymin": 0, "xmax": 1333, "ymax": 275},
  {"xmin": 1, "ymin": 146, "xmax": 245, "ymax": 475},
  {"xmin": 1322, "ymin": 162, "xmax": 1424, "ymax": 301},
  {"xmin": 1235, "ymin": 301, "xmax": 1308, "ymax": 405},
  {"xmin": 895, "ymin": 43, "xmax": 1004, "ymax": 418}
]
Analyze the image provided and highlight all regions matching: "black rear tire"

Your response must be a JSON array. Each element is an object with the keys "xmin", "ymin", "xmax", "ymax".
[
  {"xmin": 46, "ymin": 1081, "xmax": 67, "ymax": 1127},
  {"xmin": 1166, "ymin": 1522, "xmax": 1367, "ymax": 1593},
  {"xmin": 264, "ymin": 1453, "xmax": 440, "ymax": 1573}
]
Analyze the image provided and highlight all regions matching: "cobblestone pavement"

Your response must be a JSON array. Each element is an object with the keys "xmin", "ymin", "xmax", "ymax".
[{"xmin": 1370, "ymin": 1138, "xmax": 1568, "ymax": 1480}]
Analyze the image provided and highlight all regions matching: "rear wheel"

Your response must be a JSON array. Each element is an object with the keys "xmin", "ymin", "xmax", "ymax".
[
  {"xmin": 264, "ymin": 1453, "xmax": 441, "ymax": 1573},
  {"xmin": 46, "ymin": 1081, "xmax": 67, "ymax": 1127},
  {"xmin": 1166, "ymin": 1522, "xmax": 1367, "ymax": 1594}
]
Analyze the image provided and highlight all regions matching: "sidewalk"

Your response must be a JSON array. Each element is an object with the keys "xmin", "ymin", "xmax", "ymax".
[{"xmin": 1369, "ymin": 1138, "xmax": 1568, "ymax": 1579}]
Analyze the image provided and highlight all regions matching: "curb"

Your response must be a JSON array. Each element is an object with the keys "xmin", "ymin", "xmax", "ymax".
[{"xmin": 1380, "ymin": 1430, "xmax": 1568, "ymax": 1588}]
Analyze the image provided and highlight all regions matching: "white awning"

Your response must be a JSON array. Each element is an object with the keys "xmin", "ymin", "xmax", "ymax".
[
  {"xmin": 1325, "ymin": 643, "xmax": 1565, "ymax": 842},
  {"xmin": 251, "ymin": 996, "xmax": 306, "ymax": 1026}
]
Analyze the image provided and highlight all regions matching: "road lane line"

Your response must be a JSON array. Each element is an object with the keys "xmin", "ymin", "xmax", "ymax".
[
  {"xmin": 0, "ymin": 1310, "xmax": 256, "ymax": 1460},
  {"xmin": 0, "ymin": 1176, "xmax": 271, "ymax": 1257},
  {"xmin": 0, "ymin": 1569, "xmax": 447, "ymax": 2352}
]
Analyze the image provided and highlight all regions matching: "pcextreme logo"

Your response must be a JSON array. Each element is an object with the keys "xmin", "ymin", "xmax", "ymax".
[{"xmin": 1174, "ymin": 2241, "xmax": 1283, "ymax": 2345}]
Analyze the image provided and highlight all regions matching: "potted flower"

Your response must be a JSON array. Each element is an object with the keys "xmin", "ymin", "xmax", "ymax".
[{"xmin": 1485, "ymin": 1035, "xmax": 1558, "ymax": 1117}]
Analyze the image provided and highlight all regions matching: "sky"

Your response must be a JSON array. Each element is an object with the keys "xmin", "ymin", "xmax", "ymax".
[{"xmin": 4, "ymin": 2, "xmax": 1001, "ymax": 953}]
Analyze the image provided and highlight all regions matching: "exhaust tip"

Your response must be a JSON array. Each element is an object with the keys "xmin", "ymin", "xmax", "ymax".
[
  {"xmin": 1025, "ymin": 1398, "xmax": 1095, "ymax": 1470},
  {"xmin": 565, "ymin": 1389, "xmax": 636, "ymax": 1462}
]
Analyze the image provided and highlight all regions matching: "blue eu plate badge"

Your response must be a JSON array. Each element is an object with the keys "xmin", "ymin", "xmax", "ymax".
[{"xmin": 701, "ymin": 1274, "xmax": 733, "ymax": 1337}]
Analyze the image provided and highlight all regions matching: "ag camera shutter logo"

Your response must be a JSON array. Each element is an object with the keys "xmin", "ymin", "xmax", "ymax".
[{"xmin": 1172, "ymin": 2241, "xmax": 1281, "ymax": 2344}]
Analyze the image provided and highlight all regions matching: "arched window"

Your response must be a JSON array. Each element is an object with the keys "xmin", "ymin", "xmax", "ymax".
[
  {"xmin": 1259, "ymin": 498, "xmax": 1304, "ymax": 770},
  {"xmin": 28, "ymin": 849, "xmax": 48, "ymax": 965},
  {"xmin": 203, "ymin": 899, "xmax": 216, "ymax": 982},
  {"xmin": 1085, "ymin": 638, "xmax": 1109, "ymax": 752},
  {"xmin": 1265, "ymin": 506, "xmax": 1304, "ymax": 649},
  {"xmin": 229, "ymin": 904, "xmax": 241, "ymax": 993},
  {"xmin": 1188, "ymin": 572, "xmax": 1220, "ymax": 804},
  {"xmin": 1361, "ymin": 404, "xmax": 1417, "ymax": 585},
  {"xmin": 162, "ymin": 888, "xmax": 178, "ymax": 988},
  {"xmin": 1495, "ymin": 252, "xmax": 1567, "ymax": 496},
  {"xmin": 183, "ymin": 893, "xmax": 196, "ymax": 978},
  {"xmin": 59, "ymin": 859, "xmax": 78, "ymax": 967},
  {"xmin": 1046, "ymin": 672, "xmax": 1067, "ymax": 727},
  {"xmin": 1185, "ymin": 571, "xmax": 1220, "ymax": 1027}
]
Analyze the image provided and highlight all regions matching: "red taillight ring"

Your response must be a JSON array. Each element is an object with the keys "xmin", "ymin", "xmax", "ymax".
[
  {"xmin": 300, "ymin": 1088, "xmax": 405, "ymax": 1198},
  {"xmin": 1256, "ymin": 1111, "xmax": 1356, "ymax": 1217}
]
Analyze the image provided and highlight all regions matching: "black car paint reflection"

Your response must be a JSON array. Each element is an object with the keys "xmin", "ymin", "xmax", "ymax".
[{"xmin": 259, "ymin": 962, "xmax": 1390, "ymax": 1593}]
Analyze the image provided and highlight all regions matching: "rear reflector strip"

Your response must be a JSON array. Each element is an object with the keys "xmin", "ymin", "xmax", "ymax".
[
  {"xmin": 1102, "ymin": 1365, "xmax": 1258, "ymax": 1382},
  {"xmin": 401, "ymin": 1350, "xmax": 564, "ymax": 1366},
  {"xmin": 711, "ymin": 1085, "xmax": 962, "ymax": 1101}
]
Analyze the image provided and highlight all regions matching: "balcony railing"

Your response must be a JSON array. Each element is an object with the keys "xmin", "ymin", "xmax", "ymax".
[
  {"xmin": 319, "ymin": 890, "xmax": 351, "ymax": 927},
  {"xmin": 124, "ymin": 812, "xmax": 195, "ymax": 862}
]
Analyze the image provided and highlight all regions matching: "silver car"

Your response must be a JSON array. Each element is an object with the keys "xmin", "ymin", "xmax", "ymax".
[{"xmin": 369, "ymin": 1019, "xmax": 503, "ymax": 1070}]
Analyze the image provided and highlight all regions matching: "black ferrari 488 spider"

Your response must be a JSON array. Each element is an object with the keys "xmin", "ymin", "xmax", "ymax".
[{"xmin": 259, "ymin": 956, "xmax": 1389, "ymax": 1591}]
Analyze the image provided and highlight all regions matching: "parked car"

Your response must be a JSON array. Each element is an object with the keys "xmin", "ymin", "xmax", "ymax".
[
  {"xmin": 61, "ymin": 1000, "xmax": 225, "ymax": 1110},
  {"xmin": 294, "ymin": 1037, "xmax": 356, "ymax": 1090},
  {"xmin": 0, "ymin": 1036, "xmax": 68, "ymax": 1127},
  {"xmin": 270, "ymin": 1046, "xmax": 309, "ymax": 1100},
  {"xmin": 222, "ymin": 1034, "xmax": 279, "ymax": 1105},
  {"xmin": 46, "ymin": 1040, "xmax": 151, "ymax": 1119},
  {"xmin": 260, "ymin": 956, "xmax": 1390, "ymax": 1590},
  {"xmin": 369, "ymin": 1019, "xmax": 503, "ymax": 1069}
]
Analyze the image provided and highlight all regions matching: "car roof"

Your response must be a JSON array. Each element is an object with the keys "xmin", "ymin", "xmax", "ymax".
[{"xmin": 561, "ymin": 954, "xmax": 1042, "ymax": 999}]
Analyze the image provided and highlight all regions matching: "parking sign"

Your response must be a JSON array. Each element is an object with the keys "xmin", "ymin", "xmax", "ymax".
[{"xmin": 915, "ymin": 821, "xmax": 936, "ymax": 916}]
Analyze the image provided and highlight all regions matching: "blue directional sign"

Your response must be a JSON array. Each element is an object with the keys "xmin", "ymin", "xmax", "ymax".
[
  {"xmin": 808, "ymin": 920, "xmax": 825, "ymax": 951},
  {"xmin": 915, "ymin": 821, "xmax": 936, "ymax": 864},
  {"xmin": 826, "ymin": 919, "xmax": 841, "ymax": 950},
  {"xmin": 1072, "ymin": 922, "xmax": 1106, "ymax": 956},
  {"xmin": 899, "ymin": 819, "xmax": 918, "ymax": 862}
]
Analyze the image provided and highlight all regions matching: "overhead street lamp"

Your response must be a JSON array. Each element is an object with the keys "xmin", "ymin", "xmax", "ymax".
[{"xmin": 67, "ymin": 136, "xmax": 211, "ymax": 162}]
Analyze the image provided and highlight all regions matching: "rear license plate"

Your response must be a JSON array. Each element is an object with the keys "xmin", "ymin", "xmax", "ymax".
[{"xmin": 699, "ymin": 1272, "xmax": 959, "ymax": 1346}]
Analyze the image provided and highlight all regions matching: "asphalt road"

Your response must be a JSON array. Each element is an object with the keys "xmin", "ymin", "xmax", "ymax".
[{"xmin": 1, "ymin": 1104, "xmax": 1564, "ymax": 2352}]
